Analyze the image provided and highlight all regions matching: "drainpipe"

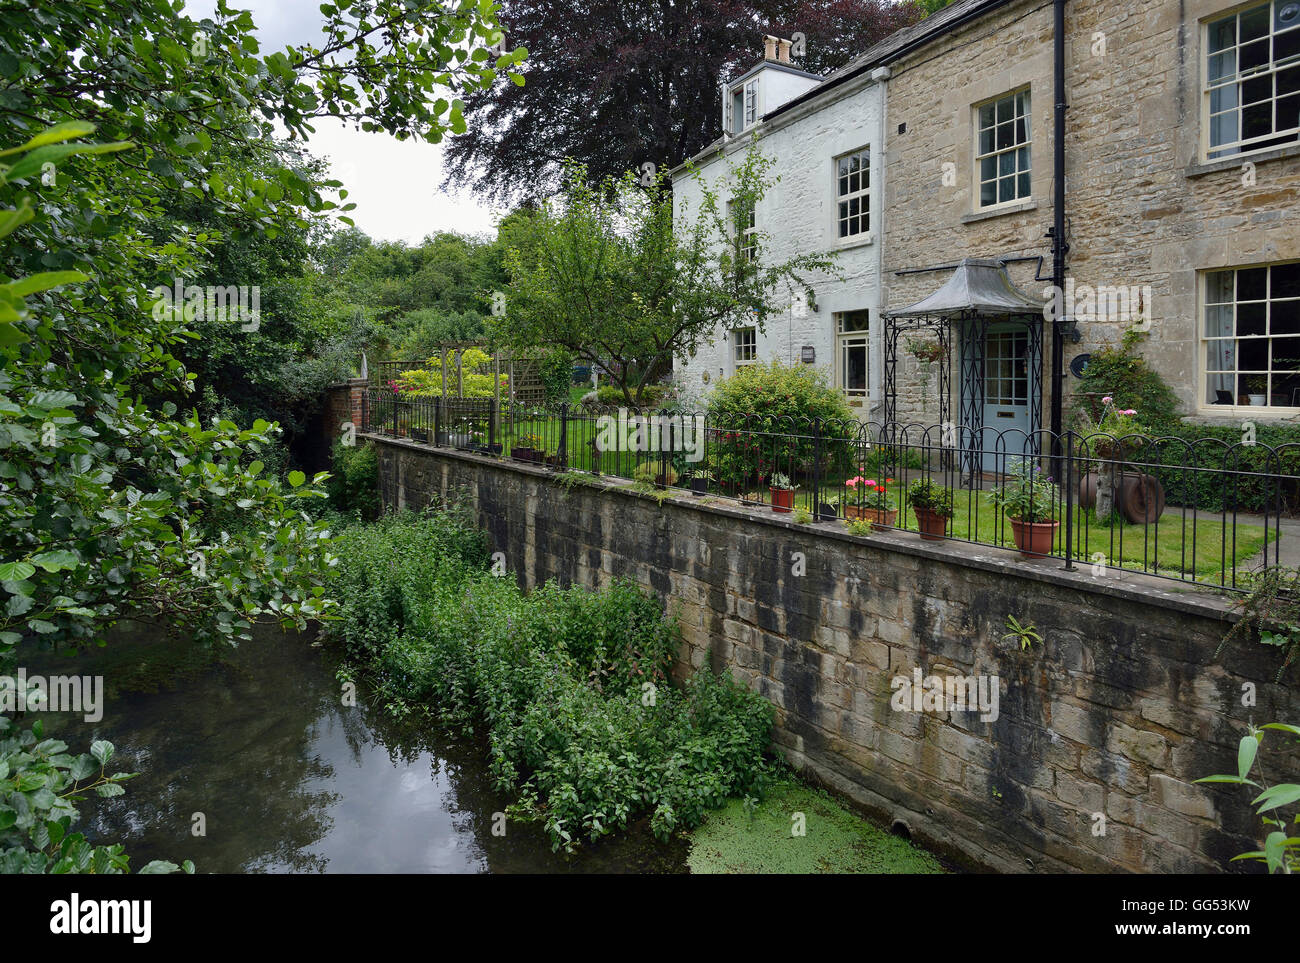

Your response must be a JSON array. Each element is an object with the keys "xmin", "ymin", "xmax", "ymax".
[{"xmin": 1049, "ymin": 0, "xmax": 1069, "ymax": 460}]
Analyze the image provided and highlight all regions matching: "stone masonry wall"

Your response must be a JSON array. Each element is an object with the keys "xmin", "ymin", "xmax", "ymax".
[
  {"xmin": 372, "ymin": 436, "xmax": 1299, "ymax": 874},
  {"xmin": 882, "ymin": 0, "xmax": 1300, "ymax": 427}
]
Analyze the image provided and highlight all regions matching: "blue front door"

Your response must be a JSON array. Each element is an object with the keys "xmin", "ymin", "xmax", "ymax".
[{"xmin": 980, "ymin": 324, "xmax": 1032, "ymax": 473}]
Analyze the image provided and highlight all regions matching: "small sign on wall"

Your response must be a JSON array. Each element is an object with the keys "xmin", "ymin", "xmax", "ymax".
[{"xmin": 801, "ymin": 345, "xmax": 815, "ymax": 364}]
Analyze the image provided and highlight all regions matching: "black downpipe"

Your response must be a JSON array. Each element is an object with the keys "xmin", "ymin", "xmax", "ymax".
[{"xmin": 1050, "ymin": 0, "xmax": 1069, "ymax": 463}]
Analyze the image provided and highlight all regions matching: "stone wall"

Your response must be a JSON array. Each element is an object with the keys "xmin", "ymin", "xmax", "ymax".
[
  {"xmin": 881, "ymin": 0, "xmax": 1300, "ymax": 426},
  {"xmin": 372, "ymin": 436, "xmax": 1299, "ymax": 874}
]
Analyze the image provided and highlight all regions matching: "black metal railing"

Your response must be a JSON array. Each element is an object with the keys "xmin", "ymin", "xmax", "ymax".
[{"xmin": 361, "ymin": 388, "xmax": 1299, "ymax": 593}]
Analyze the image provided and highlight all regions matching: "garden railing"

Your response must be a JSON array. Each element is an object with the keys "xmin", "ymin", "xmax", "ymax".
[{"xmin": 361, "ymin": 388, "xmax": 1300, "ymax": 593}]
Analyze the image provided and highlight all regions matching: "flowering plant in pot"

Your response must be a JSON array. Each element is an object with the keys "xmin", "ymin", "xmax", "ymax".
[
  {"xmin": 842, "ymin": 476, "xmax": 897, "ymax": 526},
  {"xmin": 769, "ymin": 472, "xmax": 795, "ymax": 513},
  {"xmin": 906, "ymin": 478, "xmax": 954, "ymax": 540},
  {"xmin": 991, "ymin": 464, "xmax": 1059, "ymax": 558},
  {"xmin": 512, "ymin": 432, "xmax": 546, "ymax": 463}
]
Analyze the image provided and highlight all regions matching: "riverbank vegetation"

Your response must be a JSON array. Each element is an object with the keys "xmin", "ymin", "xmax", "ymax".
[{"xmin": 327, "ymin": 508, "xmax": 774, "ymax": 850}]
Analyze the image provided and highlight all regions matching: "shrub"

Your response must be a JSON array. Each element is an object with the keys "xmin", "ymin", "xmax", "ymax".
[
  {"xmin": 1070, "ymin": 341, "xmax": 1181, "ymax": 430},
  {"xmin": 327, "ymin": 439, "xmax": 381, "ymax": 519},
  {"xmin": 327, "ymin": 510, "xmax": 773, "ymax": 850},
  {"xmin": 705, "ymin": 361, "xmax": 857, "ymax": 487},
  {"xmin": 593, "ymin": 383, "xmax": 672, "ymax": 407}
]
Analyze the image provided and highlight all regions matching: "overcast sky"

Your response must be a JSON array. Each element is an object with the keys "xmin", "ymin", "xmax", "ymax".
[{"xmin": 187, "ymin": 0, "xmax": 504, "ymax": 244}]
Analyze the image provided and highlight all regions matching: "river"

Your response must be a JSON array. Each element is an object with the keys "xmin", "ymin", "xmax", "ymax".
[{"xmin": 19, "ymin": 622, "xmax": 688, "ymax": 874}]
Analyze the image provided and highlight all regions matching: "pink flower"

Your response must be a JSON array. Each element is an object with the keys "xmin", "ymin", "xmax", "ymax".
[
  {"xmin": 1122, "ymin": 409, "xmax": 1137, "ymax": 416},
  {"xmin": 865, "ymin": 480, "xmax": 877, "ymax": 487},
  {"xmin": 1102, "ymin": 395, "xmax": 1113, "ymax": 404}
]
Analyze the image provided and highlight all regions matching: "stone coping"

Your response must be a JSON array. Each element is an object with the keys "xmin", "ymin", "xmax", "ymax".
[{"xmin": 366, "ymin": 432, "xmax": 1241, "ymax": 624}]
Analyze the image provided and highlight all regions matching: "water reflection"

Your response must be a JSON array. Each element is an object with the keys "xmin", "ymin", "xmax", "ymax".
[{"xmin": 21, "ymin": 624, "xmax": 687, "ymax": 874}]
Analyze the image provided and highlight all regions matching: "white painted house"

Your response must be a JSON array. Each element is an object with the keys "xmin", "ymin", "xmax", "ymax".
[{"xmin": 671, "ymin": 35, "xmax": 889, "ymax": 419}]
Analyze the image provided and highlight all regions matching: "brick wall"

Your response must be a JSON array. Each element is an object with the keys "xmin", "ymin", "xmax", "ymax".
[{"xmin": 371, "ymin": 437, "xmax": 1299, "ymax": 873}]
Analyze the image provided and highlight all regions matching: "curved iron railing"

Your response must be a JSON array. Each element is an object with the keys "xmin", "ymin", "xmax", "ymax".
[{"xmin": 361, "ymin": 388, "xmax": 1299, "ymax": 593}]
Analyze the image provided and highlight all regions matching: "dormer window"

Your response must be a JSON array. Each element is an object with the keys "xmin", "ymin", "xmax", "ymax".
[{"xmin": 731, "ymin": 79, "xmax": 759, "ymax": 134}]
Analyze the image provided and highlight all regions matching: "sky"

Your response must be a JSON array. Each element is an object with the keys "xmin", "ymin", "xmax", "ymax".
[{"xmin": 187, "ymin": 0, "xmax": 505, "ymax": 244}]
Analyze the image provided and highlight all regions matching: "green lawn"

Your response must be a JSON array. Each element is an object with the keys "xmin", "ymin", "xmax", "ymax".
[{"xmin": 389, "ymin": 412, "xmax": 1273, "ymax": 581}]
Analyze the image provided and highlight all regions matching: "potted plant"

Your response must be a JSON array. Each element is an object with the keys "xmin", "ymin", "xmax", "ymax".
[
  {"xmin": 769, "ymin": 472, "xmax": 795, "ymax": 513},
  {"xmin": 686, "ymin": 468, "xmax": 714, "ymax": 495},
  {"xmin": 512, "ymin": 432, "xmax": 546, "ymax": 463},
  {"xmin": 1247, "ymin": 375, "xmax": 1269, "ymax": 406},
  {"xmin": 842, "ymin": 476, "xmax": 897, "ymax": 527},
  {"xmin": 906, "ymin": 478, "xmax": 954, "ymax": 540},
  {"xmin": 815, "ymin": 492, "xmax": 840, "ymax": 521},
  {"xmin": 991, "ymin": 464, "xmax": 1059, "ymax": 558}
]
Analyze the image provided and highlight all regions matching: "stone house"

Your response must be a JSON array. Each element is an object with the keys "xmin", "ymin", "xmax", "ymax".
[{"xmin": 673, "ymin": 0, "xmax": 1300, "ymax": 447}]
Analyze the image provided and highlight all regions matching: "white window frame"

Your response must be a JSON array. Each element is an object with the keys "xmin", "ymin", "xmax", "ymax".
[
  {"xmin": 835, "ymin": 310, "xmax": 870, "ymax": 400},
  {"xmin": 728, "ymin": 199, "xmax": 757, "ymax": 262},
  {"xmin": 974, "ymin": 88, "xmax": 1032, "ymax": 210},
  {"xmin": 1201, "ymin": 0, "xmax": 1300, "ymax": 161},
  {"xmin": 732, "ymin": 326, "xmax": 757, "ymax": 367},
  {"xmin": 834, "ymin": 148, "xmax": 871, "ymax": 241},
  {"xmin": 1199, "ymin": 260, "xmax": 1300, "ymax": 415},
  {"xmin": 730, "ymin": 78, "xmax": 760, "ymax": 134}
]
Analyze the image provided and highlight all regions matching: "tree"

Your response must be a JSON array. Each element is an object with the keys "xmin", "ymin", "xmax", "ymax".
[
  {"xmin": 442, "ymin": 0, "xmax": 922, "ymax": 201},
  {"xmin": 494, "ymin": 143, "xmax": 839, "ymax": 404}
]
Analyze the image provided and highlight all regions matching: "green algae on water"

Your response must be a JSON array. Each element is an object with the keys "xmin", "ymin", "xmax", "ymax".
[{"xmin": 686, "ymin": 777, "xmax": 945, "ymax": 874}]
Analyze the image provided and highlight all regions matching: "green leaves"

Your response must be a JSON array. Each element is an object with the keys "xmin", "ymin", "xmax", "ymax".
[{"xmin": 1200, "ymin": 723, "xmax": 1300, "ymax": 873}]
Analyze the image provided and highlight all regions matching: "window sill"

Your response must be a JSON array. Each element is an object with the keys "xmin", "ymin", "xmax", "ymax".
[
  {"xmin": 1191, "ymin": 406, "xmax": 1300, "ymax": 421},
  {"xmin": 1186, "ymin": 142, "xmax": 1300, "ymax": 178},
  {"xmin": 961, "ymin": 199, "xmax": 1037, "ymax": 224},
  {"xmin": 835, "ymin": 233, "xmax": 875, "ymax": 251}
]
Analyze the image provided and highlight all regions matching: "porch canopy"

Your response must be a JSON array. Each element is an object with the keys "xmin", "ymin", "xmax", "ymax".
[{"xmin": 882, "ymin": 258, "xmax": 1045, "ymax": 469}]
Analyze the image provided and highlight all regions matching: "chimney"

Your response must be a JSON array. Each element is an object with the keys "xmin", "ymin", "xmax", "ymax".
[
  {"xmin": 763, "ymin": 35, "xmax": 778, "ymax": 60},
  {"xmin": 777, "ymin": 38, "xmax": 791, "ymax": 63}
]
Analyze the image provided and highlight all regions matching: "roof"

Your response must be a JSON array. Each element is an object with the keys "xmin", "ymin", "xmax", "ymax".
[
  {"xmin": 764, "ymin": 0, "xmax": 1019, "ymax": 122},
  {"xmin": 673, "ymin": 0, "xmax": 1021, "ymax": 174},
  {"xmin": 887, "ymin": 259, "xmax": 1044, "ymax": 318},
  {"xmin": 727, "ymin": 58, "xmax": 822, "ymax": 87}
]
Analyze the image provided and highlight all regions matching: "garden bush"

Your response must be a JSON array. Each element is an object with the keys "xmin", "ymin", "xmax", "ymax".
[
  {"xmin": 327, "ymin": 509, "xmax": 773, "ymax": 849},
  {"xmin": 705, "ymin": 361, "xmax": 858, "ymax": 487},
  {"xmin": 327, "ymin": 439, "xmax": 381, "ymax": 520}
]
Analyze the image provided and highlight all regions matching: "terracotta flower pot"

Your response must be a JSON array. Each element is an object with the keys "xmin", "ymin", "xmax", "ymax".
[
  {"xmin": 844, "ymin": 505, "xmax": 898, "ymax": 527},
  {"xmin": 1009, "ymin": 518, "xmax": 1059, "ymax": 559},
  {"xmin": 913, "ymin": 507, "xmax": 950, "ymax": 540},
  {"xmin": 770, "ymin": 488, "xmax": 795, "ymax": 513}
]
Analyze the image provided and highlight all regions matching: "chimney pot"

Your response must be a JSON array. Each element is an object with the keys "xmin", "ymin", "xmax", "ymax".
[
  {"xmin": 777, "ymin": 38, "xmax": 791, "ymax": 62},
  {"xmin": 763, "ymin": 35, "xmax": 778, "ymax": 60}
]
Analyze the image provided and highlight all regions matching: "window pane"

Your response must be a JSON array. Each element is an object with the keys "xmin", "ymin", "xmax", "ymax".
[
  {"xmin": 979, "ymin": 103, "xmax": 995, "ymax": 129},
  {"xmin": 1239, "ymin": 301, "xmax": 1268, "ymax": 335},
  {"xmin": 981, "ymin": 179, "xmax": 998, "ymax": 206},
  {"xmin": 1240, "ymin": 267, "xmax": 1269, "ymax": 300},
  {"xmin": 1207, "ymin": 304, "xmax": 1235, "ymax": 340},
  {"xmin": 1209, "ymin": 50, "xmax": 1237, "ymax": 84},
  {"xmin": 1273, "ymin": 261, "xmax": 1300, "ymax": 297},
  {"xmin": 1272, "ymin": 297, "xmax": 1300, "ymax": 334},
  {"xmin": 1207, "ymin": 270, "xmax": 1236, "ymax": 304},
  {"xmin": 1208, "ymin": 16, "xmax": 1236, "ymax": 54},
  {"xmin": 980, "ymin": 155, "xmax": 997, "ymax": 182},
  {"xmin": 1242, "ymin": 6, "xmax": 1270, "ymax": 43},
  {"xmin": 1273, "ymin": 336, "xmax": 1300, "ymax": 369}
]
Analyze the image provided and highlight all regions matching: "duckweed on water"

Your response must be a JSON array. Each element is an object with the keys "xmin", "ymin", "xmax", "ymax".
[{"xmin": 687, "ymin": 776, "xmax": 945, "ymax": 874}]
